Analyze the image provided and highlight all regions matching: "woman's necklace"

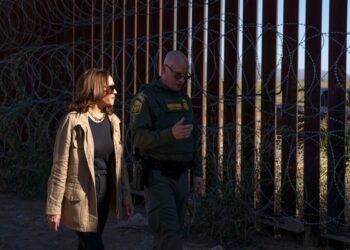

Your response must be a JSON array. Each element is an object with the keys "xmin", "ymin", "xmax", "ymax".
[{"xmin": 88, "ymin": 111, "xmax": 105, "ymax": 122}]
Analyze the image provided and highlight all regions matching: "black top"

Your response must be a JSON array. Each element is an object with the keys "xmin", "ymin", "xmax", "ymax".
[{"xmin": 88, "ymin": 117, "xmax": 114, "ymax": 176}]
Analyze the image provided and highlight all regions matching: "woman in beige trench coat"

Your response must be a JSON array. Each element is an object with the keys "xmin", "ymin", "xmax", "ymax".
[{"xmin": 46, "ymin": 68, "xmax": 134, "ymax": 250}]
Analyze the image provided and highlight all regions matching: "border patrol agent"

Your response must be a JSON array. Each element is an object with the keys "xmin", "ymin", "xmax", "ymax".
[{"xmin": 130, "ymin": 51, "xmax": 204, "ymax": 250}]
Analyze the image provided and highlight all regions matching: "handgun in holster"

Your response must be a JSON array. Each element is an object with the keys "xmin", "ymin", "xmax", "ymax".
[{"xmin": 132, "ymin": 147, "xmax": 148, "ymax": 190}]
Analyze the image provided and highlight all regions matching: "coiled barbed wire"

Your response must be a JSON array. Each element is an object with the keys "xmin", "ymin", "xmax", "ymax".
[{"xmin": 0, "ymin": 0, "xmax": 349, "ymax": 227}]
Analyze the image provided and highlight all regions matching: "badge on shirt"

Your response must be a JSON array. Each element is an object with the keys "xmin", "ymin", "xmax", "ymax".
[
  {"xmin": 131, "ymin": 100, "xmax": 142, "ymax": 113},
  {"xmin": 182, "ymin": 99, "xmax": 189, "ymax": 111}
]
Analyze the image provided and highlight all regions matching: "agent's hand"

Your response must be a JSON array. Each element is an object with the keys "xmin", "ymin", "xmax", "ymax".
[
  {"xmin": 172, "ymin": 117, "xmax": 193, "ymax": 140},
  {"xmin": 124, "ymin": 203, "xmax": 134, "ymax": 219},
  {"xmin": 47, "ymin": 214, "xmax": 61, "ymax": 231},
  {"xmin": 193, "ymin": 176, "xmax": 204, "ymax": 197}
]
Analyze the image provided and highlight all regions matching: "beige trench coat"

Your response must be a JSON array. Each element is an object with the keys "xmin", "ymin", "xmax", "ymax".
[{"xmin": 46, "ymin": 112, "xmax": 132, "ymax": 232}]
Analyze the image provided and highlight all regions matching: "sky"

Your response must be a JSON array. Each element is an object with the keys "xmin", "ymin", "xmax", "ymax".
[{"xmin": 237, "ymin": 0, "xmax": 350, "ymax": 73}]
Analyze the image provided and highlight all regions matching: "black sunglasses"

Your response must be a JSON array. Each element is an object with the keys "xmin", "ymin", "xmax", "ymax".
[
  {"xmin": 164, "ymin": 64, "xmax": 192, "ymax": 81},
  {"xmin": 106, "ymin": 85, "xmax": 117, "ymax": 94}
]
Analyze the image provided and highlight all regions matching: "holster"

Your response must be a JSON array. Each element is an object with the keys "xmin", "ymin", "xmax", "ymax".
[
  {"xmin": 132, "ymin": 156, "xmax": 147, "ymax": 190},
  {"xmin": 145, "ymin": 157, "xmax": 189, "ymax": 180},
  {"xmin": 132, "ymin": 154, "xmax": 190, "ymax": 190}
]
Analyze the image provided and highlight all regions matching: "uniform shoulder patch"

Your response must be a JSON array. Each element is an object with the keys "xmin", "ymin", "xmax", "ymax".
[{"xmin": 131, "ymin": 100, "xmax": 142, "ymax": 113}]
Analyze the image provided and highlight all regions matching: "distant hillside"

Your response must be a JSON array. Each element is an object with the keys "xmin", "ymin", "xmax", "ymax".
[
  {"xmin": 289, "ymin": 69, "xmax": 350, "ymax": 81},
  {"xmin": 237, "ymin": 64, "xmax": 350, "ymax": 81}
]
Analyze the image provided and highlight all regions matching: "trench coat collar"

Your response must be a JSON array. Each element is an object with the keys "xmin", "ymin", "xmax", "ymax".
[
  {"xmin": 107, "ymin": 112, "xmax": 121, "ymax": 127},
  {"xmin": 73, "ymin": 111, "xmax": 120, "ymax": 129}
]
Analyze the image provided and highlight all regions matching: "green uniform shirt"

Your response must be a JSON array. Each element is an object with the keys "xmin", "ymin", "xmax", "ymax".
[{"xmin": 129, "ymin": 80, "xmax": 202, "ymax": 177}]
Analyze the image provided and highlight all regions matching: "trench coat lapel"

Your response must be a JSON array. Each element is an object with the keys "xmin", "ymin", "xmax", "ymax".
[
  {"xmin": 108, "ymin": 114, "xmax": 121, "ymax": 184},
  {"xmin": 108, "ymin": 115, "xmax": 120, "ymax": 147},
  {"xmin": 77, "ymin": 112, "xmax": 96, "ymax": 188}
]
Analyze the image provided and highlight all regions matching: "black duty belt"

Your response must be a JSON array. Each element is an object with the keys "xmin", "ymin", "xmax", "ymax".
[{"xmin": 145, "ymin": 157, "xmax": 189, "ymax": 179}]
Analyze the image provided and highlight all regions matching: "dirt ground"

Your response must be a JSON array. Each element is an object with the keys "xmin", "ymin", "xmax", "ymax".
[{"xmin": 0, "ymin": 193, "xmax": 325, "ymax": 250}]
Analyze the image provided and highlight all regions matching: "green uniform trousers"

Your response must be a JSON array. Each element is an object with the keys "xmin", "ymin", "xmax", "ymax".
[{"xmin": 145, "ymin": 169, "xmax": 188, "ymax": 250}]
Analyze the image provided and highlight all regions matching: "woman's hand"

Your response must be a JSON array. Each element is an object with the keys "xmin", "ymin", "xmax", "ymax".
[{"xmin": 47, "ymin": 215, "xmax": 61, "ymax": 231}]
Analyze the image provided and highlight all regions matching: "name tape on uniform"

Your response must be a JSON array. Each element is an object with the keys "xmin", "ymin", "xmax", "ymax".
[
  {"xmin": 167, "ymin": 103, "xmax": 182, "ymax": 111},
  {"xmin": 166, "ymin": 99, "xmax": 189, "ymax": 111}
]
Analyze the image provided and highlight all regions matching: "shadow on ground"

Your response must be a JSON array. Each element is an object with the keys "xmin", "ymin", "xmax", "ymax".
[{"xmin": 0, "ymin": 194, "xmax": 324, "ymax": 250}]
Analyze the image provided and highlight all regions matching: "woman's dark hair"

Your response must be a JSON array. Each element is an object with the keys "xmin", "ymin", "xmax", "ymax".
[{"xmin": 69, "ymin": 68, "xmax": 114, "ymax": 115}]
